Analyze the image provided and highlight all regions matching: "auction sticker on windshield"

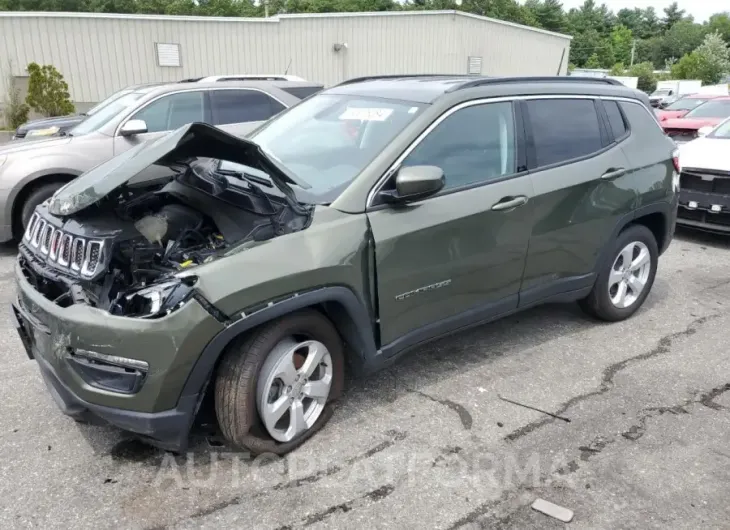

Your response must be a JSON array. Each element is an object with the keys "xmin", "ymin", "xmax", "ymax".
[{"xmin": 339, "ymin": 107, "xmax": 394, "ymax": 121}]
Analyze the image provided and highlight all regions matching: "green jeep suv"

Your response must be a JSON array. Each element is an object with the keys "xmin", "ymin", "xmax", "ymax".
[{"xmin": 12, "ymin": 75, "xmax": 679, "ymax": 454}]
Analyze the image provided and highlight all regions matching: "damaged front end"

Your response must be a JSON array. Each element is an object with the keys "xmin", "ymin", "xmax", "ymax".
[{"xmin": 18, "ymin": 122, "xmax": 313, "ymax": 319}]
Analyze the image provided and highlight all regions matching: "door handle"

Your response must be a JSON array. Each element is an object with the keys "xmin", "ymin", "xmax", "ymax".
[
  {"xmin": 491, "ymin": 196, "xmax": 528, "ymax": 211},
  {"xmin": 601, "ymin": 167, "xmax": 627, "ymax": 180}
]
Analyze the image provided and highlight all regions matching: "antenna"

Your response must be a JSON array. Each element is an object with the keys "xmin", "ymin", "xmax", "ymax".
[{"xmin": 284, "ymin": 58, "xmax": 292, "ymax": 75}]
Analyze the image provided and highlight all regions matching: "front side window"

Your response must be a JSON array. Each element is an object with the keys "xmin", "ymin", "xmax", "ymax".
[
  {"xmin": 70, "ymin": 92, "xmax": 147, "ymax": 136},
  {"xmin": 526, "ymin": 99, "xmax": 603, "ymax": 168},
  {"xmin": 131, "ymin": 91, "xmax": 205, "ymax": 133},
  {"xmin": 210, "ymin": 90, "xmax": 286, "ymax": 125},
  {"xmin": 401, "ymin": 102, "xmax": 516, "ymax": 190},
  {"xmin": 684, "ymin": 100, "xmax": 730, "ymax": 119}
]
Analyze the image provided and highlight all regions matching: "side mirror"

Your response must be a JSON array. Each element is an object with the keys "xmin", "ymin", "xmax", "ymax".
[
  {"xmin": 380, "ymin": 165, "xmax": 445, "ymax": 204},
  {"xmin": 119, "ymin": 119, "xmax": 148, "ymax": 137},
  {"xmin": 697, "ymin": 126, "xmax": 713, "ymax": 137}
]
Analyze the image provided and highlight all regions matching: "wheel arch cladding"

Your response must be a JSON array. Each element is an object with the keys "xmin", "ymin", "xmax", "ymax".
[
  {"xmin": 178, "ymin": 286, "xmax": 377, "ymax": 404},
  {"xmin": 629, "ymin": 211, "xmax": 667, "ymax": 253},
  {"xmin": 595, "ymin": 202, "xmax": 670, "ymax": 276}
]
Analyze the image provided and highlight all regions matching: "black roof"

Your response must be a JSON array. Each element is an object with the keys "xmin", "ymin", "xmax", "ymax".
[{"xmin": 328, "ymin": 74, "xmax": 629, "ymax": 104}]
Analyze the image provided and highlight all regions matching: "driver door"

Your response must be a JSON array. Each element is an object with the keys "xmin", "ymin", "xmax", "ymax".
[{"xmin": 367, "ymin": 100, "xmax": 534, "ymax": 350}]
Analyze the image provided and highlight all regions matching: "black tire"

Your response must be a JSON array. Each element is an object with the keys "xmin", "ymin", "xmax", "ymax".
[
  {"xmin": 214, "ymin": 309, "xmax": 345, "ymax": 455},
  {"xmin": 18, "ymin": 183, "xmax": 64, "ymax": 237},
  {"xmin": 579, "ymin": 224, "xmax": 658, "ymax": 322}
]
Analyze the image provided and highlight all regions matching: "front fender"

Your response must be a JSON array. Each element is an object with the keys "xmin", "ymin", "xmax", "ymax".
[{"xmin": 179, "ymin": 285, "xmax": 378, "ymax": 405}]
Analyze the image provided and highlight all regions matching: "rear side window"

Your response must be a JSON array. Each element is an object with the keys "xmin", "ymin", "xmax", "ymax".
[
  {"xmin": 526, "ymin": 99, "xmax": 603, "ymax": 168},
  {"xmin": 603, "ymin": 100, "xmax": 628, "ymax": 139},
  {"xmin": 210, "ymin": 90, "xmax": 286, "ymax": 125},
  {"xmin": 281, "ymin": 86, "xmax": 323, "ymax": 99}
]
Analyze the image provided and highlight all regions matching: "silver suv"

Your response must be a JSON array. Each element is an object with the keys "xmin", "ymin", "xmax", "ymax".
[{"xmin": 0, "ymin": 80, "xmax": 321, "ymax": 241}]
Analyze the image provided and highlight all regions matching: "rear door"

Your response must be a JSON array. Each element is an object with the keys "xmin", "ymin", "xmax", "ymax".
[
  {"xmin": 209, "ymin": 89, "xmax": 287, "ymax": 137},
  {"xmin": 519, "ymin": 97, "xmax": 634, "ymax": 306},
  {"xmin": 368, "ymin": 100, "xmax": 534, "ymax": 348}
]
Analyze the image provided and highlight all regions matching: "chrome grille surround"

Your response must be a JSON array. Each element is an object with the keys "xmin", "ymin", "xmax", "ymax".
[{"xmin": 22, "ymin": 211, "xmax": 107, "ymax": 279}]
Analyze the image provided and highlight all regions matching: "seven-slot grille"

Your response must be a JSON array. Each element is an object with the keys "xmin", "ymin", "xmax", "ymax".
[{"xmin": 23, "ymin": 212, "xmax": 105, "ymax": 278}]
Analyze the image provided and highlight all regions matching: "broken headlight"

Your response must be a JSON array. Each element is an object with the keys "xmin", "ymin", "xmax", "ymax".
[{"xmin": 112, "ymin": 277, "xmax": 196, "ymax": 318}]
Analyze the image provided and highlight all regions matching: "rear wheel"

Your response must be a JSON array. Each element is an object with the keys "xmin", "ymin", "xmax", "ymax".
[
  {"xmin": 214, "ymin": 310, "xmax": 345, "ymax": 455},
  {"xmin": 580, "ymin": 224, "xmax": 658, "ymax": 322}
]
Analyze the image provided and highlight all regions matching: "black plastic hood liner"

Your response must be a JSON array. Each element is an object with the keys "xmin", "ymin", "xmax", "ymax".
[{"xmin": 48, "ymin": 122, "xmax": 308, "ymax": 216}]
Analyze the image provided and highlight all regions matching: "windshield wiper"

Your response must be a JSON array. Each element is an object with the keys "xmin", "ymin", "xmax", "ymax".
[{"xmin": 216, "ymin": 168, "xmax": 274, "ymax": 188}]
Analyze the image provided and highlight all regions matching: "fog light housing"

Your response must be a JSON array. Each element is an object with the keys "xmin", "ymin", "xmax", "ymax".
[{"xmin": 66, "ymin": 348, "xmax": 148, "ymax": 394}]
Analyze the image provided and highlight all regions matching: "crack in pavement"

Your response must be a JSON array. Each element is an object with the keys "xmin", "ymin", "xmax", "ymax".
[
  {"xmin": 408, "ymin": 389, "xmax": 473, "ymax": 430},
  {"xmin": 504, "ymin": 313, "xmax": 722, "ymax": 442},
  {"xmin": 274, "ymin": 484, "xmax": 396, "ymax": 529},
  {"xmin": 623, "ymin": 382, "xmax": 730, "ymax": 441},
  {"xmin": 180, "ymin": 430, "xmax": 407, "ymax": 524}
]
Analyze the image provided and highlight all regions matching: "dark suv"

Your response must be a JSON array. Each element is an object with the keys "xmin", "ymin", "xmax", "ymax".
[{"xmin": 12, "ymin": 75, "xmax": 679, "ymax": 455}]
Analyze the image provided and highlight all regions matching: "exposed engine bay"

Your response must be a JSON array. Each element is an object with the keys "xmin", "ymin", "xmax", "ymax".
[{"xmin": 19, "ymin": 160, "xmax": 312, "ymax": 318}]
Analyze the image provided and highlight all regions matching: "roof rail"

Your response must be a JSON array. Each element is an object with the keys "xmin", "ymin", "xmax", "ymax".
[
  {"xmin": 447, "ymin": 76, "xmax": 625, "ymax": 92},
  {"xmin": 336, "ymin": 74, "xmax": 471, "ymax": 87}
]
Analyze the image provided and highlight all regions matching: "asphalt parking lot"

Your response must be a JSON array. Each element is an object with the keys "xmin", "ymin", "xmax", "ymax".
[{"xmin": 1, "ymin": 227, "xmax": 730, "ymax": 530}]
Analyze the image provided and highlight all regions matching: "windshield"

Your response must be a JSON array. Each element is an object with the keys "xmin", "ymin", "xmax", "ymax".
[
  {"xmin": 85, "ymin": 87, "xmax": 134, "ymax": 116},
  {"xmin": 709, "ymin": 118, "xmax": 730, "ymax": 139},
  {"xmin": 653, "ymin": 89, "xmax": 671, "ymax": 96},
  {"xmin": 69, "ymin": 92, "xmax": 147, "ymax": 136},
  {"xmin": 685, "ymin": 100, "xmax": 730, "ymax": 119},
  {"xmin": 232, "ymin": 93, "xmax": 426, "ymax": 202},
  {"xmin": 665, "ymin": 98, "xmax": 707, "ymax": 111}
]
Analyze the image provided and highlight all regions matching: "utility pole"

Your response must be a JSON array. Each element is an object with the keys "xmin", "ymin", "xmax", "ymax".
[
  {"xmin": 264, "ymin": 0, "xmax": 269, "ymax": 17},
  {"xmin": 630, "ymin": 40, "xmax": 636, "ymax": 67}
]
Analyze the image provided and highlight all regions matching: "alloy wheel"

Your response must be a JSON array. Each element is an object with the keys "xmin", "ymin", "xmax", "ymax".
[
  {"xmin": 607, "ymin": 241, "xmax": 652, "ymax": 309},
  {"xmin": 256, "ymin": 338, "xmax": 333, "ymax": 442}
]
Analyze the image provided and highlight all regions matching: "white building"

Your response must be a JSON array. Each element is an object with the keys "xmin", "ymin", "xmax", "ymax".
[{"xmin": 0, "ymin": 10, "xmax": 572, "ymax": 110}]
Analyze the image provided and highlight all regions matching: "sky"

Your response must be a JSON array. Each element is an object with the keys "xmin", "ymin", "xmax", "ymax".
[{"xmin": 555, "ymin": 0, "xmax": 727, "ymax": 23}]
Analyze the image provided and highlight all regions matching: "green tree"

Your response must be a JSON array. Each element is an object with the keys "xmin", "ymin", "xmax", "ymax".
[
  {"xmin": 671, "ymin": 32, "xmax": 730, "ymax": 84},
  {"xmin": 609, "ymin": 62, "xmax": 625, "ymax": 75},
  {"xmin": 639, "ymin": 7, "xmax": 661, "ymax": 39},
  {"xmin": 707, "ymin": 12, "xmax": 730, "ymax": 45},
  {"xmin": 662, "ymin": 2, "xmax": 685, "ymax": 32},
  {"xmin": 659, "ymin": 19, "xmax": 707, "ymax": 66},
  {"xmin": 524, "ymin": 0, "xmax": 565, "ymax": 32},
  {"xmin": 584, "ymin": 53, "xmax": 601, "ymax": 68},
  {"xmin": 25, "ymin": 63, "xmax": 75, "ymax": 117},
  {"xmin": 610, "ymin": 24, "xmax": 633, "ymax": 65},
  {"xmin": 627, "ymin": 61, "xmax": 657, "ymax": 93}
]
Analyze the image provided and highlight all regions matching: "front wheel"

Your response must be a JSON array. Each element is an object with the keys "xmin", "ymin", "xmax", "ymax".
[
  {"xmin": 214, "ymin": 310, "xmax": 345, "ymax": 455},
  {"xmin": 580, "ymin": 224, "xmax": 658, "ymax": 322}
]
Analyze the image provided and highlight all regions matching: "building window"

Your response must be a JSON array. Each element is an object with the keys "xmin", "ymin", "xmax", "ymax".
[{"xmin": 156, "ymin": 43, "xmax": 181, "ymax": 67}]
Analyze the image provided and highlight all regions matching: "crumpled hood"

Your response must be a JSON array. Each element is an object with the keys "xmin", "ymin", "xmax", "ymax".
[
  {"xmin": 662, "ymin": 117, "xmax": 724, "ymax": 130},
  {"xmin": 679, "ymin": 137, "xmax": 730, "ymax": 172},
  {"xmin": 48, "ymin": 122, "xmax": 309, "ymax": 217},
  {"xmin": 0, "ymin": 135, "xmax": 73, "ymax": 155}
]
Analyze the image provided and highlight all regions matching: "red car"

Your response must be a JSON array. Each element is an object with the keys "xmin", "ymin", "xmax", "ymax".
[
  {"xmin": 662, "ymin": 96, "xmax": 730, "ymax": 143},
  {"xmin": 655, "ymin": 94, "xmax": 721, "ymax": 122}
]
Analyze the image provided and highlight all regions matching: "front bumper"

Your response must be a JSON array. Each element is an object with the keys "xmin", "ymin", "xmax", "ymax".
[
  {"xmin": 12, "ymin": 259, "xmax": 225, "ymax": 450},
  {"xmin": 677, "ymin": 189, "xmax": 730, "ymax": 233}
]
